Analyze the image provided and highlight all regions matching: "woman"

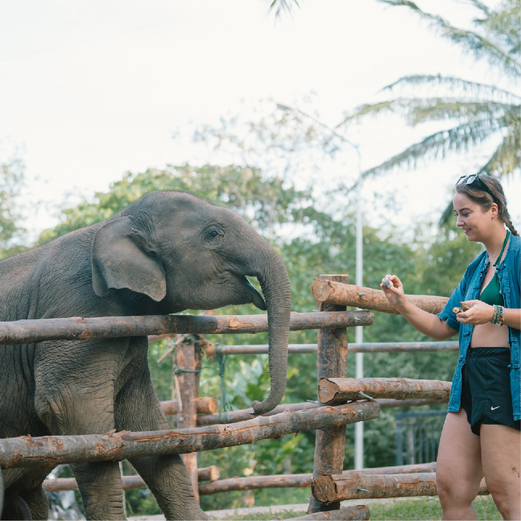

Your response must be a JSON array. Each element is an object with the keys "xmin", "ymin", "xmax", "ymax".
[{"xmin": 381, "ymin": 174, "xmax": 520, "ymax": 520}]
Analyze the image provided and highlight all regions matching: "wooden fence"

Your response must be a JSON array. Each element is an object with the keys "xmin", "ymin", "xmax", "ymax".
[{"xmin": 0, "ymin": 275, "xmax": 481, "ymax": 519}]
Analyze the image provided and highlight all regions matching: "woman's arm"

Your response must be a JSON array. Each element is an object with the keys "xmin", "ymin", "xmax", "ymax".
[{"xmin": 381, "ymin": 274, "xmax": 458, "ymax": 341}]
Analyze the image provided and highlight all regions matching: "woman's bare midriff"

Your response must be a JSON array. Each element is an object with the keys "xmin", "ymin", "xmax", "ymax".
[{"xmin": 470, "ymin": 322, "xmax": 510, "ymax": 348}]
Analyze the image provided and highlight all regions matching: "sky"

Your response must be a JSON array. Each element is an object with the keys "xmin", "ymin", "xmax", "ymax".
[{"xmin": 1, "ymin": 0, "xmax": 518, "ymax": 239}]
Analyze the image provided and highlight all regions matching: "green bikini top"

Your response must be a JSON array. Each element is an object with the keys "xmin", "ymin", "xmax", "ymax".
[{"xmin": 480, "ymin": 230, "xmax": 510, "ymax": 307}]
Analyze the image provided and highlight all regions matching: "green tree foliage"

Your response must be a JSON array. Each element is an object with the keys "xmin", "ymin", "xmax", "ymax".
[
  {"xmin": 39, "ymin": 164, "xmax": 317, "ymax": 245},
  {"xmin": 0, "ymin": 142, "xmax": 26, "ymax": 257},
  {"xmin": 337, "ymin": 0, "xmax": 520, "ymax": 221}
]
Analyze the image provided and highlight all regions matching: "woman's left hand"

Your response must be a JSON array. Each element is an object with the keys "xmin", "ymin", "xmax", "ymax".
[{"xmin": 456, "ymin": 300, "xmax": 495, "ymax": 325}]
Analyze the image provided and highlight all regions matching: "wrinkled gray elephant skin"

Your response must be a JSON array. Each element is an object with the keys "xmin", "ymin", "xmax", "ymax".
[{"xmin": 0, "ymin": 191, "xmax": 291, "ymax": 520}]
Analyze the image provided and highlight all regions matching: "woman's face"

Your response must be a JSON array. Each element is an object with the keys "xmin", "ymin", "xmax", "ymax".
[{"xmin": 453, "ymin": 192, "xmax": 497, "ymax": 243}]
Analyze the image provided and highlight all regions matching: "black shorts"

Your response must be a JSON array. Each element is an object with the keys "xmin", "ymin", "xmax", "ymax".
[{"xmin": 461, "ymin": 347, "xmax": 521, "ymax": 436}]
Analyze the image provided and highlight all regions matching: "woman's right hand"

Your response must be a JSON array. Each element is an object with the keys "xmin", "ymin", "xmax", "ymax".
[{"xmin": 380, "ymin": 274, "xmax": 407, "ymax": 312}]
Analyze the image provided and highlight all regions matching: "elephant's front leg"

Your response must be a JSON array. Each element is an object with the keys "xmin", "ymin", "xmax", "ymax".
[
  {"xmin": 115, "ymin": 359, "xmax": 208, "ymax": 520},
  {"xmin": 71, "ymin": 462, "xmax": 125, "ymax": 520},
  {"xmin": 34, "ymin": 342, "xmax": 127, "ymax": 520},
  {"xmin": 130, "ymin": 454, "xmax": 207, "ymax": 520}
]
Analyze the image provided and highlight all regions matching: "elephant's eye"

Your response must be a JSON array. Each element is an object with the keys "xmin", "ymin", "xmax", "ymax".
[{"xmin": 205, "ymin": 228, "xmax": 224, "ymax": 243}]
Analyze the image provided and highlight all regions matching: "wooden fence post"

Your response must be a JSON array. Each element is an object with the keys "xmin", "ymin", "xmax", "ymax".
[
  {"xmin": 174, "ymin": 335, "xmax": 204, "ymax": 502},
  {"xmin": 308, "ymin": 275, "xmax": 350, "ymax": 514}
]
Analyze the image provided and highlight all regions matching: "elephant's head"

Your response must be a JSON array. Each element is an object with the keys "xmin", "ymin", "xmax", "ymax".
[{"xmin": 91, "ymin": 191, "xmax": 291, "ymax": 415}]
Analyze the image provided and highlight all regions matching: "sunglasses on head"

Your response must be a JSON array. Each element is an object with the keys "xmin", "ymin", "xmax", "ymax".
[{"xmin": 456, "ymin": 174, "xmax": 495, "ymax": 199}]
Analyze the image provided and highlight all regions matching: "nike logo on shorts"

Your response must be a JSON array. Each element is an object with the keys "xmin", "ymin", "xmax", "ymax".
[{"xmin": 491, "ymin": 406, "xmax": 501, "ymax": 410}]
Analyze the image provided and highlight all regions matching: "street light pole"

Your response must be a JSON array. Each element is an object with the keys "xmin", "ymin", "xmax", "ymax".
[{"xmin": 276, "ymin": 103, "xmax": 365, "ymax": 469}]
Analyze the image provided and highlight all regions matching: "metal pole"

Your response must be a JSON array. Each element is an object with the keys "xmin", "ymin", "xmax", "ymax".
[
  {"xmin": 277, "ymin": 102, "xmax": 365, "ymax": 468},
  {"xmin": 355, "ymin": 163, "xmax": 364, "ymax": 470}
]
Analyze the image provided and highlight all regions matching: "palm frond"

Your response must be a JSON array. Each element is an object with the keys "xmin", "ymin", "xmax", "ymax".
[
  {"xmin": 406, "ymin": 100, "xmax": 516, "ymax": 126},
  {"xmin": 338, "ymin": 96, "xmax": 516, "ymax": 129},
  {"xmin": 479, "ymin": 125, "xmax": 521, "ymax": 176},
  {"xmin": 377, "ymin": 0, "xmax": 521, "ymax": 76},
  {"xmin": 359, "ymin": 120, "xmax": 509, "ymax": 181},
  {"xmin": 383, "ymin": 75, "xmax": 521, "ymax": 102},
  {"xmin": 337, "ymin": 99, "xmax": 408, "ymax": 127},
  {"xmin": 439, "ymin": 118, "xmax": 520, "ymax": 225},
  {"xmin": 463, "ymin": 0, "xmax": 491, "ymax": 16},
  {"xmin": 265, "ymin": 0, "xmax": 300, "ymax": 18},
  {"xmin": 475, "ymin": 4, "xmax": 521, "ymax": 55}
]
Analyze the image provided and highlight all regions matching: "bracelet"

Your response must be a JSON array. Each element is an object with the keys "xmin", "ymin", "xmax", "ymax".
[
  {"xmin": 492, "ymin": 305, "xmax": 505, "ymax": 326},
  {"xmin": 498, "ymin": 305, "xmax": 505, "ymax": 326}
]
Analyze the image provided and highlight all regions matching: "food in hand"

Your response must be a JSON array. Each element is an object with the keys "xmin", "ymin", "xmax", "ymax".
[
  {"xmin": 453, "ymin": 302, "xmax": 470, "ymax": 314},
  {"xmin": 382, "ymin": 278, "xmax": 393, "ymax": 289}
]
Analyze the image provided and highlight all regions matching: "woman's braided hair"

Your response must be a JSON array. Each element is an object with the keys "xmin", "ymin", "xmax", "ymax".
[{"xmin": 456, "ymin": 174, "xmax": 519, "ymax": 237}]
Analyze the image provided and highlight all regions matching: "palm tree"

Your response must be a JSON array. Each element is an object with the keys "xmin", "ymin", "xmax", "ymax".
[
  {"xmin": 264, "ymin": 0, "xmax": 301, "ymax": 18},
  {"xmin": 337, "ymin": 0, "xmax": 520, "ymax": 220}
]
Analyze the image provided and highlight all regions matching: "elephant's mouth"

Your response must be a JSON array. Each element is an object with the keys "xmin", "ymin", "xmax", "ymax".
[{"xmin": 245, "ymin": 278, "xmax": 267, "ymax": 311}]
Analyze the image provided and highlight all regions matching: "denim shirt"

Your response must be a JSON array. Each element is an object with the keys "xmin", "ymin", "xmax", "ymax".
[{"xmin": 437, "ymin": 234, "xmax": 521, "ymax": 421}]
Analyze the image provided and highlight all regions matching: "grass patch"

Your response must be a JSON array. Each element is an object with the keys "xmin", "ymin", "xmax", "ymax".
[
  {"xmin": 213, "ymin": 496, "xmax": 500, "ymax": 520},
  {"xmin": 369, "ymin": 496, "xmax": 499, "ymax": 520}
]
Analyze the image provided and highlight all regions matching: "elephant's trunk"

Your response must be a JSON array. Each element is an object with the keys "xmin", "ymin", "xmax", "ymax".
[{"xmin": 248, "ymin": 243, "xmax": 291, "ymax": 415}]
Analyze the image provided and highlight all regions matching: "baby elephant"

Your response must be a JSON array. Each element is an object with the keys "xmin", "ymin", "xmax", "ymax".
[{"xmin": 0, "ymin": 191, "xmax": 291, "ymax": 520}]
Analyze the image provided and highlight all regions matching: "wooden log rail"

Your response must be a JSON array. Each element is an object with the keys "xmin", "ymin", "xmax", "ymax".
[
  {"xmin": 199, "ymin": 462, "xmax": 437, "ymax": 496},
  {"xmin": 43, "ymin": 462, "xmax": 436, "ymax": 495},
  {"xmin": 206, "ymin": 341, "xmax": 458, "ymax": 356},
  {"xmin": 44, "ymin": 466, "xmax": 221, "ymax": 492},
  {"xmin": 0, "ymin": 311, "xmax": 374, "ymax": 345},
  {"xmin": 319, "ymin": 377, "xmax": 451, "ymax": 405},
  {"xmin": 312, "ymin": 280, "xmax": 448, "ymax": 315},
  {"xmin": 0, "ymin": 402, "xmax": 380, "ymax": 469},
  {"xmin": 195, "ymin": 398, "xmax": 444, "ymax": 426},
  {"xmin": 312, "ymin": 472, "xmax": 489, "ymax": 503},
  {"xmin": 160, "ymin": 397, "xmax": 218, "ymax": 416}
]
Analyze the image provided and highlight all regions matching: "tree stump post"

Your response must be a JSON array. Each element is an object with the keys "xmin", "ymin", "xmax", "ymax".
[
  {"xmin": 308, "ymin": 274, "xmax": 350, "ymax": 514},
  {"xmin": 174, "ymin": 334, "xmax": 204, "ymax": 502}
]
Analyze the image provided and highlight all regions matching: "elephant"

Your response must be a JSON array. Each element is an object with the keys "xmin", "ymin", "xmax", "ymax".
[{"xmin": 0, "ymin": 190, "xmax": 291, "ymax": 520}]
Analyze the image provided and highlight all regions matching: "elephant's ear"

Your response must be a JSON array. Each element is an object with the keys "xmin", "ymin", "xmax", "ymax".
[{"xmin": 92, "ymin": 216, "xmax": 166, "ymax": 302}]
